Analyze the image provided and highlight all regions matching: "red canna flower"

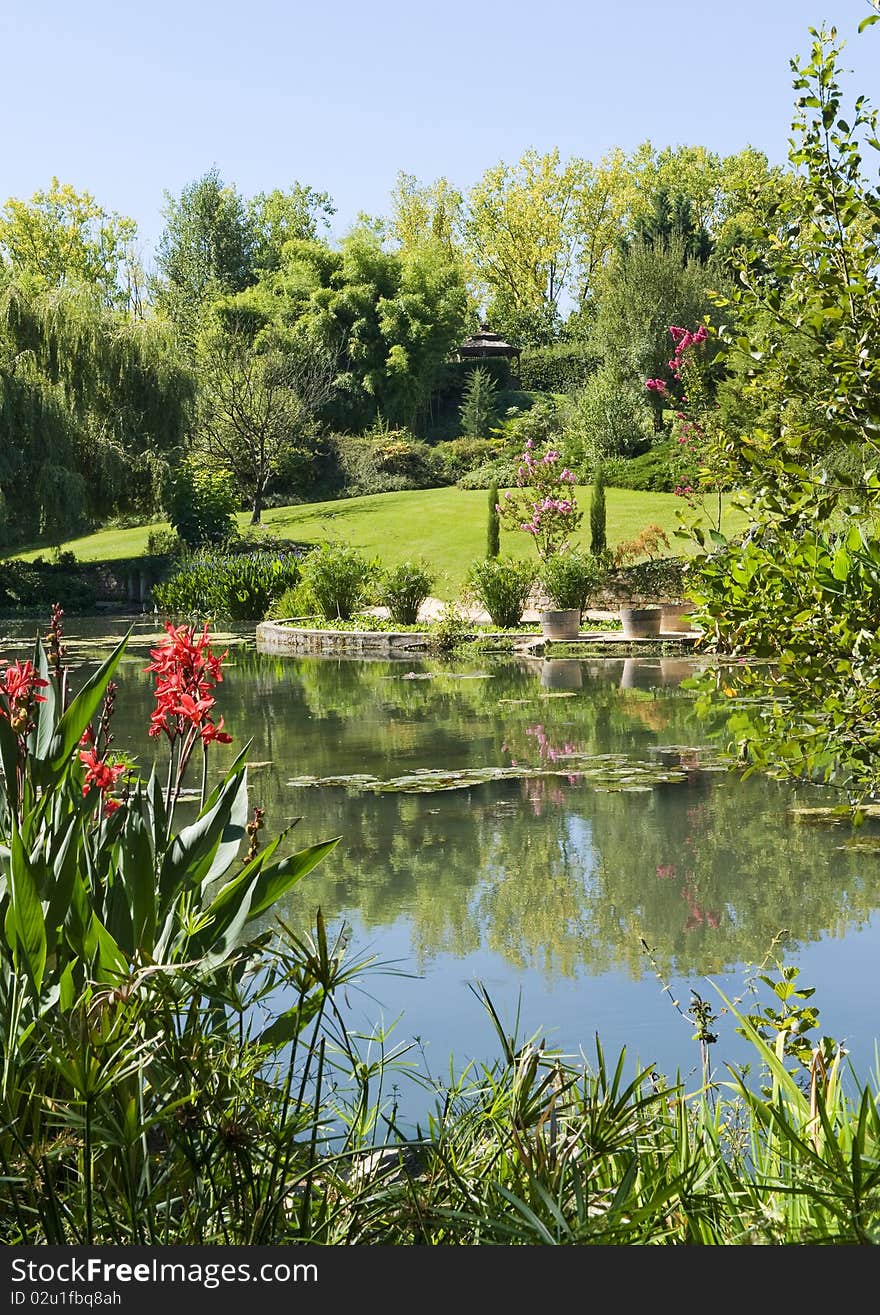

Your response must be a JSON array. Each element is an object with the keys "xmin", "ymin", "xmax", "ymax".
[
  {"xmin": 199, "ymin": 715, "xmax": 232, "ymax": 746},
  {"xmin": 145, "ymin": 621, "xmax": 232, "ymax": 751},
  {"xmin": 0, "ymin": 659, "xmax": 49, "ymax": 735},
  {"xmin": 79, "ymin": 746, "xmax": 126, "ymax": 798}
]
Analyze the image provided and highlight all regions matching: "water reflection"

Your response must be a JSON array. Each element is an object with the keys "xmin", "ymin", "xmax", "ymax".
[{"xmin": 3, "ymin": 618, "xmax": 879, "ymax": 1041}]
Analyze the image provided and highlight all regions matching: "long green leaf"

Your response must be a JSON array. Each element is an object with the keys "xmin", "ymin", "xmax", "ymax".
[
  {"xmin": 159, "ymin": 766, "xmax": 248, "ymax": 905},
  {"xmin": 7, "ymin": 826, "xmax": 46, "ymax": 994}
]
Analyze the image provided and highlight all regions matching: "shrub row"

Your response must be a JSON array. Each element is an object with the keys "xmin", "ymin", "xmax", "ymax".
[
  {"xmin": 518, "ymin": 342, "xmax": 598, "ymax": 394},
  {"xmin": 0, "ymin": 558, "xmax": 97, "ymax": 612},
  {"xmin": 153, "ymin": 549, "xmax": 303, "ymax": 622}
]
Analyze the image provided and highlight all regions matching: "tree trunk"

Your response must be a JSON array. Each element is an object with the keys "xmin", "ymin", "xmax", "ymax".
[{"xmin": 250, "ymin": 491, "xmax": 263, "ymax": 525}]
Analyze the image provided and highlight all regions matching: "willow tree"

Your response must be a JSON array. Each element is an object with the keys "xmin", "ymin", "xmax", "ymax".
[{"xmin": 0, "ymin": 283, "xmax": 194, "ymax": 544}]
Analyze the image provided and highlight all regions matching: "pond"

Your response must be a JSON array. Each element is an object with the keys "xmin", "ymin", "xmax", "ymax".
[{"xmin": 4, "ymin": 612, "xmax": 880, "ymax": 1123}]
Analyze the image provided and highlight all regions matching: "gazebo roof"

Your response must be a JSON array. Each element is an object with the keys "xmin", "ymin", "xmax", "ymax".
[{"xmin": 457, "ymin": 322, "xmax": 520, "ymax": 357}]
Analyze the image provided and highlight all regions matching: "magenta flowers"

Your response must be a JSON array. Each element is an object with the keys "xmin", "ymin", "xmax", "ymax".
[{"xmin": 497, "ymin": 440, "xmax": 583, "ymax": 560}]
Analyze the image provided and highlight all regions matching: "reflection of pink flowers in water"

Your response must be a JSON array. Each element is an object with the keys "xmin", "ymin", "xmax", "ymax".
[
  {"xmin": 656, "ymin": 863, "xmax": 676, "ymax": 880},
  {"xmin": 682, "ymin": 877, "xmax": 720, "ymax": 932},
  {"xmin": 525, "ymin": 723, "xmax": 579, "ymax": 764},
  {"xmin": 523, "ymin": 777, "xmax": 565, "ymax": 816}
]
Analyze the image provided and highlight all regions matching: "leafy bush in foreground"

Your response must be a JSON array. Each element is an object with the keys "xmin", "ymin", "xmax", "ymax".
[{"xmin": 299, "ymin": 542, "xmax": 378, "ymax": 620}]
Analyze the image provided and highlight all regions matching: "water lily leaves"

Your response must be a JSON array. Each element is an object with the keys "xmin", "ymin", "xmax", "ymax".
[{"xmin": 286, "ymin": 757, "xmax": 693, "ymax": 796}]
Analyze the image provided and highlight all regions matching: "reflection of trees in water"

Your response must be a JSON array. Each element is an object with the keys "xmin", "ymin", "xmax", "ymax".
[
  {"xmin": 587, "ymin": 774, "xmax": 880, "ymax": 979},
  {"xmin": 280, "ymin": 760, "xmax": 880, "ymax": 984},
  {"xmin": 64, "ymin": 633, "xmax": 880, "ymax": 986}
]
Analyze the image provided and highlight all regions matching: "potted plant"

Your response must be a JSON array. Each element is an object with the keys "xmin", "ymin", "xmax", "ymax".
[
  {"xmin": 539, "ymin": 550, "xmax": 599, "ymax": 641},
  {"xmin": 619, "ymin": 604, "xmax": 663, "ymax": 638},
  {"xmin": 660, "ymin": 599, "xmax": 697, "ymax": 633}
]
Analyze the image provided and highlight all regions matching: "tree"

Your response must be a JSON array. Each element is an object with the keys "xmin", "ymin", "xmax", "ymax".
[
  {"xmin": 153, "ymin": 169, "xmax": 256, "ymax": 347},
  {"xmin": 486, "ymin": 483, "xmax": 501, "ymax": 558},
  {"xmin": 464, "ymin": 149, "xmax": 588, "ymax": 345},
  {"xmin": 459, "ymin": 365, "xmax": 498, "ymax": 439},
  {"xmin": 277, "ymin": 227, "xmax": 469, "ymax": 432},
  {"xmin": 590, "ymin": 464, "xmax": 607, "ymax": 556},
  {"xmin": 0, "ymin": 282, "xmax": 193, "ymax": 544},
  {"xmin": 195, "ymin": 310, "xmax": 336, "ymax": 523},
  {"xmin": 0, "ymin": 178, "xmax": 140, "ymax": 310},
  {"xmin": 388, "ymin": 173, "xmax": 464, "ymax": 256},
  {"xmin": 590, "ymin": 235, "xmax": 723, "ymax": 429},
  {"xmin": 249, "ymin": 185, "xmax": 336, "ymax": 271},
  {"xmin": 687, "ymin": 22, "xmax": 880, "ymax": 802}
]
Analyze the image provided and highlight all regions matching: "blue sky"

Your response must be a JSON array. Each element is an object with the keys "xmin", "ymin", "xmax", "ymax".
[{"xmin": 3, "ymin": 0, "xmax": 877, "ymax": 266}]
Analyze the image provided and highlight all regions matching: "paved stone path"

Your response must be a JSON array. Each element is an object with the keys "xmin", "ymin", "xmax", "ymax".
[{"xmin": 365, "ymin": 596, "xmax": 620, "ymax": 626}]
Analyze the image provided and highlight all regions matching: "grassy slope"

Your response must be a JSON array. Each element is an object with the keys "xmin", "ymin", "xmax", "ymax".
[{"xmin": 11, "ymin": 487, "xmax": 746, "ymax": 600}]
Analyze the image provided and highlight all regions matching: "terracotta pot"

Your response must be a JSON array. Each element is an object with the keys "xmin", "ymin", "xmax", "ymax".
[
  {"xmin": 540, "ymin": 608, "xmax": 581, "ymax": 640},
  {"xmin": 540, "ymin": 659, "xmax": 584, "ymax": 690},
  {"xmin": 619, "ymin": 606, "xmax": 662, "ymax": 638},
  {"xmin": 660, "ymin": 601, "xmax": 697, "ymax": 633}
]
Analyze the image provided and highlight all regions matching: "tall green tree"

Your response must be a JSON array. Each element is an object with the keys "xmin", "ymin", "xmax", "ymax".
[
  {"xmin": 0, "ymin": 178, "xmax": 140, "ymax": 311},
  {"xmin": 459, "ymin": 365, "xmax": 498, "ymax": 439},
  {"xmin": 464, "ymin": 149, "xmax": 588, "ymax": 345},
  {"xmin": 194, "ymin": 308, "xmax": 336, "ymax": 523},
  {"xmin": 278, "ymin": 226, "xmax": 469, "ymax": 432},
  {"xmin": 590, "ymin": 235, "xmax": 723, "ymax": 428},
  {"xmin": 153, "ymin": 168, "xmax": 256, "ymax": 347},
  {"xmin": 0, "ymin": 283, "xmax": 193, "ymax": 544},
  {"xmin": 249, "ymin": 185, "xmax": 336, "ymax": 271}
]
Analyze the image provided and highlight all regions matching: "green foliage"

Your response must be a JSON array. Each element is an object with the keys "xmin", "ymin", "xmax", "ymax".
[
  {"xmin": 166, "ymin": 460, "xmax": 238, "ymax": 548},
  {"xmin": 0, "ymin": 283, "xmax": 194, "ymax": 545},
  {"xmin": 519, "ymin": 342, "xmax": 597, "ymax": 392},
  {"xmin": 195, "ymin": 310, "xmax": 336, "ymax": 523},
  {"xmin": 429, "ymin": 601, "xmax": 473, "ymax": 651},
  {"xmin": 330, "ymin": 429, "xmax": 444, "ymax": 497},
  {"xmin": 153, "ymin": 548, "xmax": 301, "ymax": 621},
  {"xmin": 144, "ymin": 527, "xmax": 183, "ymax": 557},
  {"xmin": 539, "ymin": 549, "xmax": 600, "ymax": 611},
  {"xmin": 687, "ymin": 25, "xmax": 880, "ymax": 801},
  {"xmin": 458, "ymin": 364, "xmax": 498, "ymax": 439},
  {"xmin": 456, "ymin": 458, "xmax": 523, "ymax": 490},
  {"xmin": 378, "ymin": 558, "xmax": 435, "ymax": 624},
  {"xmin": 564, "ymin": 363, "xmax": 654, "ymax": 466},
  {"xmin": 498, "ymin": 395, "xmax": 563, "ymax": 451},
  {"xmin": 276, "ymin": 227, "xmax": 470, "ymax": 433},
  {"xmin": 433, "ymin": 436, "xmax": 500, "ymax": 483},
  {"xmin": 465, "ymin": 556, "xmax": 535, "ymax": 628},
  {"xmin": 590, "ymin": 463, "xmax": 607, "ymax": 554},
  {"xmin": 0, "ymin": 177, "xmax": 140, "ymax": 310},
  {"xmin": 153, "ymin": 168, "xmax": 257, "ymax": 346},
  {"xmin": 0, "ymin": 559, "xmax": 96, "ymax": 612},
  {"xmin": 602, "ymin": 440, "xmax": 681, "ymax": 492},
  {"xmin": 486, "ymin": 484, "xmax": 500, "ymax": 558},
  {"xmin": 590, "ymin": 235, "xmax": 723, "ymax": 429},
  {"xmin": 300, "ymin": 542, "xmax": 378, "ymax": 620}
]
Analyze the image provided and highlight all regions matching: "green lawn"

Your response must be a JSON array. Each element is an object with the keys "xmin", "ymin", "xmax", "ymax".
[{"xmin": 10, "ymin": 487, "xmax": 746, "ymax": 600}]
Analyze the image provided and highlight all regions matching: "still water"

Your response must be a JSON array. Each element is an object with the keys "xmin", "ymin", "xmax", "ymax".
[{"xmin": 4, "ymin": 613, "xmax": 880, "ymax": 1115}]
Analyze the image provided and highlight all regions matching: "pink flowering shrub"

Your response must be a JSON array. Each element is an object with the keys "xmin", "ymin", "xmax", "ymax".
[
  {"xmin": 645, "ymin": 324, "xmax": 722, "ymax": 512},
  {"xmin": 496, "ymin": 440, "xmax": 583, "ymax": 560}
]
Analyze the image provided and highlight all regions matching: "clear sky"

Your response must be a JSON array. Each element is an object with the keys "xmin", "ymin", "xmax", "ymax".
[{"xmin": 2, "ymin": 0, "xmax": 877, "ymax": 267}]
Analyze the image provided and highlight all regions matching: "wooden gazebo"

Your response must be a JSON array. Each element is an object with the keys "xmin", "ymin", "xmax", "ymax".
[{"xmin": 456, "ymin": 322, "xmax": 521, "ymax": 384}]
